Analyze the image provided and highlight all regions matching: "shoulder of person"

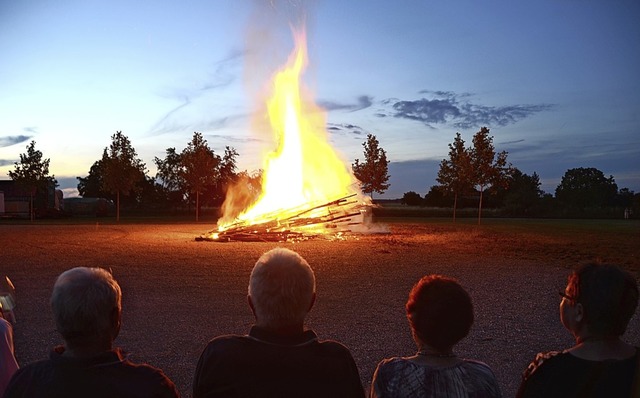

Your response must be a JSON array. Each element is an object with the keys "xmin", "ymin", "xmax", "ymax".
[
  {"xmin": 3, "ymin": 359, "xmax": 52, "ymax": 395},
  {"xmin": 463, "ymin": 359, "xmax": 498, "ymax": 373},
  {"xmin": 0, "ymin": 317, "xmax": 11, "ymax": 332},
  {"xmin": 201, "ymin": 334, "xmax": 247, "ymax": 350},
  {"xmin": 316, "ymin": 339, "xmax": 355, "ymax": 353},
  {"xmin": 118, "ymin": 358, "xmax": 179, "ymax": 397},
  {"xmin": 522, "ymin": 350, "xmax": 566, "ymax": 380},
  {"xmin": 374, "ymin": 356, "xmax": 409, "ymax": 373}
]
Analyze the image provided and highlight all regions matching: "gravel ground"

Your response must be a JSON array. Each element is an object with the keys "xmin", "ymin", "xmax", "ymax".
[{"xmin": 1, "ymin": 221, "xmax": 639, "ymax": 397}]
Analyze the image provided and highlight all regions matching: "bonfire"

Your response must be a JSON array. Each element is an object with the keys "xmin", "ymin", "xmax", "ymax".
[{"xmin": 199, "ymin": 28, "xmax": 371, "ymax": 242}]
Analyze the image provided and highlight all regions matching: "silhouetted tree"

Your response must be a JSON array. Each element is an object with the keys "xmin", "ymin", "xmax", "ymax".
[
  {"xmin": 212, "ymin": 146, "xmax": 239, "ymax": 205},
  {"xmin": 401, "ymin": 191, "xmax": 423, "ymax": 206},
  {"xmin": 154, "ymin": 147, "xmax": 186, "ymax": 209},
  {"xmin": 470, "ymin": 127, "xmax": 512, "ymax": 224},
  {"xmin": 102, "ymin": 131, "xmax": 146, "ymax": 222},
  {"xmin": 352, "ymin": 134, "xmax": 390, "ymax": 199},
  {"xmin": 181, "ymin": 132, "xmax": 220, "ymax": 221},
  {"xmin": 424, "ymin": 185, "xmax": 449, "ymax": 207},
  {"xmin": 77, "ymin": 152, "xmax": 111, "ymax": 200},
  {"xmin": 8, "ymin": 140, "xmax": 57, "ymax": 221},
  {"xmin": 502, "ymin": 169, "xmax": 544, "ymax": 216},
  {"xmin": 437, "ymin": 132, "xmax": 473, "ymax": 222},
  {"xmin": 555, "ymin": 167, "xmax": 618, "ymax": 210}
]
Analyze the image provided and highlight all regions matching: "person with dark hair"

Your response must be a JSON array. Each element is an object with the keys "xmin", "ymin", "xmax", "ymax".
[
  {"xmin": 193, "ymin": 247, "xmax": 365, "ymax": 398},
  {"xmin": 3, "ymin": 267, "xmax": 180, "ymax": 398},
  {"xmin": 517, "ymin": 263, "xmax": 640, "ymax": 398},
  {"xmin": 370, "ymin": 274, "xmax": 501, "ymax": 397}
]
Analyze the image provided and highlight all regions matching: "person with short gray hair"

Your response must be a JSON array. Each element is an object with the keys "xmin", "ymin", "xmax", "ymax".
[
  {"xmin": 4, "ymin": 267, "xmax": 180, "ymax": 398},
  {"xmin": 248, "ymin": 247, "xmax": 316, "ymax": 329},
  {"xmin": 193, "ymin": 247, "xmax": 365, "ymax": 398}
]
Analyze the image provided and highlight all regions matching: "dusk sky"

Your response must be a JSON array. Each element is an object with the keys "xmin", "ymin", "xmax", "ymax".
[{"xmin": 1, "ymin": 0, "xmax": 638, "ymax": 199}]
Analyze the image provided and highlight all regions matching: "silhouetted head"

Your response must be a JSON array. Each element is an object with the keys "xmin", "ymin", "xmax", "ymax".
[
  {"xmin": 560, "ymin": 263, "xmax": 638, "ymax": 337},
  {"xmin": 51, "ymin": 267, "xmax": 122, "ymax": 350},
  {"xmin": 406, "ymin": 275, "xmax": 474, "ymax": 352},
  {"xmin": 248, "ymin": 248, "xmax": 316, "ymax": 330}
]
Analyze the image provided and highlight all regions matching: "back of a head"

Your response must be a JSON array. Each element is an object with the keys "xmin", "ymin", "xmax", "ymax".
[
  {"xmin": 51, "ymin": 267, "xmax": 122, "ymax": 347},
  {"xmin": 406, "ymin": 275, "xmax": 474, "ymax": 351},
  {"xmin": 569, "ymin": 263, "xmax": 638, "ymax": 336},
  {"xmin": 248, "ymin": 248, "xmax": 316, "ymax": 328}
]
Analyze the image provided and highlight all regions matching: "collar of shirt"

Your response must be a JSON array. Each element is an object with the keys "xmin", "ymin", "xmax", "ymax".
[
  {"xmin": 50, "ymin": 345, "xmax": 128, "ymax": 369},
  {"xmin": 247, "ymin": 325, "xmax": 318, "ymax": 347}
]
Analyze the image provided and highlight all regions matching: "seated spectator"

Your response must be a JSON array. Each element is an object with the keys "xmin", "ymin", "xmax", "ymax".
[
  {"xmin": 3, "ymin": 267, "xmax": 180, "ymax": 398},
  {"xmin": 0, "ymin": 314, "xmax": 19, "ymax": 397},
  {"xmin": 193, "ymin": 247, "xmax": 365, "ymax": 398},
  {"xmin": 370, "ymin": 274, "xmax": 501, "ymax": 398},
  {"xmin": 517, "ymin": 263, "xmax": 639, "ymax": 398}
]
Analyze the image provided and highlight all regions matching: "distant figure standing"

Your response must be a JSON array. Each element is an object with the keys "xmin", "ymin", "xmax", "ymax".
[
  {"xmin": 4, "ymin": 267, "xmax": 180, "ymax": 398},
  {"xmin": 370, "ymin": 275, "xmax": 501, "ymax": 398},
  {"xmin": 516, "ymin": 263, "xmax": 639, "ymax": 398},
  {"xmin": 193, "ymin": 247, "xmax": 365, "ymax": 398}
]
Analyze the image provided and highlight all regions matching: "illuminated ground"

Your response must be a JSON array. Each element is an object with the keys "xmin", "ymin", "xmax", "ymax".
[{"xmin": 2, "ymin": 220, "xmax": 639, "ymax": 397}]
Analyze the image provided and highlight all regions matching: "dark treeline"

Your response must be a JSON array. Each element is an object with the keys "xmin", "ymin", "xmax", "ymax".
[
  {"xmin": 399, "ymin": 128, "xmax": 638, "ymax": 220},
  {"xmin": 401, "ymin": 166, "xmax": 638, "ymax": 219},
  {"xmin": 7, "ymin": 129, "xmax": 638, "ymax": 221}
]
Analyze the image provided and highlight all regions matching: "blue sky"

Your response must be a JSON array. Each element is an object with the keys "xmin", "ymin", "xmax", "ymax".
[{"xmin": 1, "ymin": 0, "xmax": 639, "ymax": 199}]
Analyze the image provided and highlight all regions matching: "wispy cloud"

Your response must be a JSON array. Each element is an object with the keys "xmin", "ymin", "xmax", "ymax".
[
  {"xmin": 0, "ymin": 135, "xmax": 32, "ymax": 148},
  {"xmin": 326, "ymin": 123, "xmax": 365, "ymax": 136},
  {"xmin": 455, "ymin": 103, "xmax": 554, "ymax": 129},
  {"xmin": 149, "ymin": 49, "xmax": 245, "ymax": 135},
  {"xmin": 0, "ymin": 159, "xmax": 14, "ymax": 166},
  {"xmin": 499, "ymin": 139, "xmax": 526, "ymax": 145},
  {"xmin": 319, "ymin": 95, "xmax": 373, "ymax": 112},
  {"xmin": 204, "ymin": 134, "xmax": 266, "ymax": 144},
  {"xmin": 378, "ymin": 90, "xmax": 554, "ymax": 129}
]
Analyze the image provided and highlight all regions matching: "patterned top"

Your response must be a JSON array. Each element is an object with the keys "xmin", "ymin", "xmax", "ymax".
[{"xmin": 370, "ymin": 356, "xmax": 502, "ymax": 398}]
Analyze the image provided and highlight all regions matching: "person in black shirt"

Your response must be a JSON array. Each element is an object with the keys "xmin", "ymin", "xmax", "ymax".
[
  {"xmin": 4, "ymin": 267, "xmax": 180, "ymax": 398},
  {"xmin": 517, "ymin": 263, "xmax": 639, "ymax": 398},
  {"xmin": 193, "ymin": 247, "xmax": 365, "ymax": 398}
]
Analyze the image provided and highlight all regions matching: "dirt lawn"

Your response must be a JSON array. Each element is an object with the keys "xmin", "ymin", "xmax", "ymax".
[{"xmin": 2, "ymin": 221, "xmax": 639, "ymax": 397}]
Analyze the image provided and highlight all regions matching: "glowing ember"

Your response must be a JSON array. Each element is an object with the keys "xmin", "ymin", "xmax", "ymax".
[{"xmin": 206, "ymin": 28, "xmax": 369, "ymax": 242}]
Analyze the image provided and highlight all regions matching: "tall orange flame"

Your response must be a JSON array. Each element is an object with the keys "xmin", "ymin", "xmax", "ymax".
[{"xmin": 216, "ymin": 28, "xmax": 364, "ymax": 235}]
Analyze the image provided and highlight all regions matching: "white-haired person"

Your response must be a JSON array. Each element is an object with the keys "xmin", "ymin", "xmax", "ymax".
[
  {"xmin": 193, "ymin": 247, "xmax": 365, "ymax": 398},
  {"xmin": 517, "ymin": 262, "xmax": 639, "ymax": 397},
  {"xmin": 3, "ymin": 267, "xmax": 180, "ymax": 398},
  {"xmin": 370, "ymin": 274, "xmax": 502, "ymax": 398}
]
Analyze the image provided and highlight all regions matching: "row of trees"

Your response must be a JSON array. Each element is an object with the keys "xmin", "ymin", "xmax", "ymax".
[
  {"xmin": 435, "ymin": 127, "xmax": 511, "ymax": 223},
  {"xmin": 7, "ymin": 131, "xmax": 387, "ymax": 221},
  {"xmin": 76, "ymin": 131, "xmax": 244, "ymax": 221},
  {"xmin": 8, "ymin": 126, "xmax": 636, "ymax": 221},
  {"xmin": 402, "ymin": 127, "xmax": 637, "ymax": 220}
]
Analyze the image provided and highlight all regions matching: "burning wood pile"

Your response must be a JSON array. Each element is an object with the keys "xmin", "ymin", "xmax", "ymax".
[
  {"xmin": 197, "ymin": 194, "xmax": 369, "ymax": 242},
  {"xmin": 197, "ymin": 27, "xmax": 373, "ymax": 242}
]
